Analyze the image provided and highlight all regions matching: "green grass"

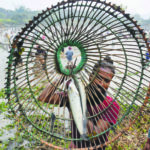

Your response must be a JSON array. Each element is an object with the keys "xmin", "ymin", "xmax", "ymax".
[
  {"xmin": 0, "ymin": 19, "xmax": 16, "ymax": 23},
  {"xmin": 0, "ymin": 101, "xmax": 8, "ymax": 112},
  {"xmin": 0, "ymin": 89, "xmax": 5, "ymax": 99}
]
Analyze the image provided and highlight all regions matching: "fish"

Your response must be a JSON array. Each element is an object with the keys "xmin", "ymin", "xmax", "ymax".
[
  {"xmin": 67, "ymin": 76, "xmax": 88, "ymax": 141},
  {"xmin": 73, "ymin": 75, "xmax": 87, "ymax": 120}
]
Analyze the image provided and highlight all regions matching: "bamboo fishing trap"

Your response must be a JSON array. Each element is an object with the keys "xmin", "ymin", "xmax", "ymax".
[{"xmin": 6, "ymin": 0, "xmax": 150, "ymax": 149}]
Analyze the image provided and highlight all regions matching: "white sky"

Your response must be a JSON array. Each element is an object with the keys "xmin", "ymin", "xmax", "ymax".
[{"xmin": 0, "ymin": 0, "xmax": 149, "ymax": 19}]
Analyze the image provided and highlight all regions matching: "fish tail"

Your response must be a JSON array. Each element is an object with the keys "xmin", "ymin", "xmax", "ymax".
[
  {"xmin": 81, "ymin": 134, "xmax": 89, "ymax": 141},
  {"xmin": 83, "ymin": 117, "xmax": 87, "ymax": 134}
]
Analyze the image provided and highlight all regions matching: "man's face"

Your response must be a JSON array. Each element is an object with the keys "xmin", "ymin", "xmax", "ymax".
[{"xmin": 95, "ymin": 67, "xmax": 113, "ymax": 91}]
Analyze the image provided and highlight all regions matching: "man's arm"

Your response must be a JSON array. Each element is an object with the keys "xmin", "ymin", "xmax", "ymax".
[
  {"xmin": 38, "ymin": 84, "xmax": 61, "ymax": 104},
  {"xmin": 38, "ymin": 80, "xmax": 67, "ymax": 104}
]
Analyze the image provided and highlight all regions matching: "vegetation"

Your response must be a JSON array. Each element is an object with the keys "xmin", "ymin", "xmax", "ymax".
[
  {"xmin": 0, "ymin": 87, "xmax": 150, "ymax": 149},
  {"xmin": 0, "ymin": 88, "xmax": 5, "ymax": 99},
  {"xmin": 0, "ymin": 6, "xmax": 150, "ymax": 31},
  {"xmin": 106, "ymin": 108, "xmax": 150, "ymax": 150},
  {"xmin": 134, "ymin": 14, "xmax": 150, "ymax": 26},
  {"xmin": 0, "ymin": 7, "xmax": 39, "ymax": 27}
]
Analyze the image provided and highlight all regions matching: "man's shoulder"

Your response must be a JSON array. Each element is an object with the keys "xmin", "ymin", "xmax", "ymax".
[{"xmin": 104, "ymin": 96, "xmax": 120, "ymax": 108}]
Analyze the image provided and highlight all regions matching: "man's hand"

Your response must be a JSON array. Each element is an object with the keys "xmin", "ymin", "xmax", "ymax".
[{"xmin": 87, "ymin": 119, "xmax": 110, "ymax": 136}]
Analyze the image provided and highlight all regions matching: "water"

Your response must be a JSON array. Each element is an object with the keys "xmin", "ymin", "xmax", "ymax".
[
  {"xmin": 0, "ymin": 27, "xmax": 21, "ymax": 90},
  {"xmin": 0, "ymin": 49, "xmax": 9, "ymax": 89}
]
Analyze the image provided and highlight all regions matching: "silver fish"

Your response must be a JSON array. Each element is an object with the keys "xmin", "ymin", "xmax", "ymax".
[{"xmin": 67, "ymin": 76, "xmax": 88, "ymax": 140}]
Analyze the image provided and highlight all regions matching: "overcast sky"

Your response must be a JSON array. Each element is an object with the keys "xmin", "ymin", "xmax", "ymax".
[{"xmin": 0, "ymin": 0, "xmax": 149, "ymax": 19}]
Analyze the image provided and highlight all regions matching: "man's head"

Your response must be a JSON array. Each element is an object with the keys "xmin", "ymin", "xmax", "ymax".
[
  {"xmin": 68, "ymin": 46, "xmax": 72, "ymax": 50},
  {"xmin": 92, "ymin": 55, "xmax": 115, "ymax": 92}
]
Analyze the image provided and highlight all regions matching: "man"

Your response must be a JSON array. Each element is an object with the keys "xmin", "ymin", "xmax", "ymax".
[
  {"xmin": 38, "ymin": 55, "xmax": 120, "ymax": 149},
  {"xmin": 65, "ymin": 46, "xmax": 74, "ymax": 66},
  {"xmin": 35, "ymin": 45, "xmax": 47, "ymax": 70},
  {"xmin": 69, "ymin": 55, "xmax": 120, "ymax": 149}
]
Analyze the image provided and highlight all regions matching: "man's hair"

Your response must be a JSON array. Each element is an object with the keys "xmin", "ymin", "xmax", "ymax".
[
  {"xmin": 92, "ymin": 55, "xmax": 115, "ymax": 76},
  {"xmin": 68, "ymin": 46, "xmax": 72, "ymax": 50}
]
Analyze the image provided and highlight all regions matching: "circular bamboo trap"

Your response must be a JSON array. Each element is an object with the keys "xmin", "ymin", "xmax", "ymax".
[{"xmin": 6, "ymin": 0, "xmax": 150, "ymax": 149}]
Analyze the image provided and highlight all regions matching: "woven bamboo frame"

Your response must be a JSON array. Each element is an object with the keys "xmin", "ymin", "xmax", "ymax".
[{"xmin": 6, "ymin": 0, "xmax": 150, "ymax": 149}]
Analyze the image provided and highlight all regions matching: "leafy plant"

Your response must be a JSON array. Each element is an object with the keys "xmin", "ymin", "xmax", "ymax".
[
  {"xmin": 0, "ymin": 101, "xmax": 8, "ymax": 112},
  {"xmin": 0, "ymin": 89, "xmax": 5, "ymax": 99}
]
